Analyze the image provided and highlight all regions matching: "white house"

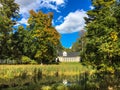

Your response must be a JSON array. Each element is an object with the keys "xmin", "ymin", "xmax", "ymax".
[{"xmin": 58, "ymin": 51, "xmax": 80, "ymax": 62}]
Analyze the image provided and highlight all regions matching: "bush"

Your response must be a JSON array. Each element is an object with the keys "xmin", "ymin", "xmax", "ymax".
[
  {"xmin": 21, "ymin": 56, "xmax": 37, "ymax": 64},
  {"xmin": 21, "ymin": 56, "xmax": 31, "ymax": 64},
  {"xmin": 30, "ymin": 60, "xmax": 37, "ymax": 64}
]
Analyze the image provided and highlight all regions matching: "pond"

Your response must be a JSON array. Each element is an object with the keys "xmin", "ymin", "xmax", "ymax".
[
  {"xmin": 0, "ymin": 64, "xmax": 120, "ymax": 90},
  {"xmin": 0, "ymin": 72, "xmax": 120, "ymax": 90}
]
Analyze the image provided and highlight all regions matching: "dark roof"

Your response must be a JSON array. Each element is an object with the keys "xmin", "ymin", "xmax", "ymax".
[{"xmin": 58, "ymin": 52, "xmax": 80, "ymax": 57}]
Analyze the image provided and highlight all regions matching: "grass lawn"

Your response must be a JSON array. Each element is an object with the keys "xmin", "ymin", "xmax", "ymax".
[{"xmin": 0, "ymin": 62, "xmax": 93, "ymax": 79}]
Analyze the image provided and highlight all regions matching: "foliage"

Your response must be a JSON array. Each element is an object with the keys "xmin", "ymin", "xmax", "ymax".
[
  {"xmin": 0, "ymin": 0, "xmax": 61, "ymax": 64},
  {"xmin": 21, "ymin": 56, "xmax": 37, "ymax": 64},
  {"xmin": 12, "ymin": 26, "xmax": 35, "ymax": 61},
  {"xmin": 0, "ymin": 0, "xmax": 19, "ymax": 60},
  {"xmin": 82, "ymin": 0, "xmax": 120, "ymax": 67},
  {"xmin": 71, "ymin": 38, "xmax": 82, "ymax": 52},
  {"xmin": 27, "ymin": 10, "xmax": 61, "ymax": 63},
  {"xmin": 71, "ymin": 30, "xmax": 86, "ymax": 53}
]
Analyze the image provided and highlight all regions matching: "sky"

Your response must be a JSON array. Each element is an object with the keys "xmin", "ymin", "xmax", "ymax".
[{"xmin": 15, "ymin": 0, "xmax": 92, "ymax": 48}]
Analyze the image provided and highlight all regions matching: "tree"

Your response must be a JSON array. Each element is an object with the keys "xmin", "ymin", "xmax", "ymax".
[
  {"xmin": 28, "ymin": 10, "xmax": 61, "ymax": 63},
  {"xmin": 0, "ymin": 0, "xmax": 19, "ymax": 60},
  {"xmin": 12, "ymin": 26, "xmax": 33, "ymax": 59},
  {"xmin": 83, "ymin": 0, "xmax": 120, "ymax": 67},
  {"xmin": 71, "ymin": 38, "xmax": 82, "ymax": 52}
]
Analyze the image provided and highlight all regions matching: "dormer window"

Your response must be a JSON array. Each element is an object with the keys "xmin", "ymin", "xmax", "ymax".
[{"xmin": 63, "ymin": 51, "xmax": 67, "ymax": 56}]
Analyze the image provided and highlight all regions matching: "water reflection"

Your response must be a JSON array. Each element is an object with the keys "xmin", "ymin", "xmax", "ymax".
[{"xmin": 0, "ymin": 71, "xmax": 120, "ymax": 90}]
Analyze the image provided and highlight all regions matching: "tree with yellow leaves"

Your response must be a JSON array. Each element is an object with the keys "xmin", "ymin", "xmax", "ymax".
[{"xmin": 28, "ymin": 10, "xmax": 61, "ymax": 63}]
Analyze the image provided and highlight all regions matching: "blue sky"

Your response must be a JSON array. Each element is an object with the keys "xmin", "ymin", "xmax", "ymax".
[{"xmin": 15, "ymin": 0, "xmax": 92, "ymax": 48}]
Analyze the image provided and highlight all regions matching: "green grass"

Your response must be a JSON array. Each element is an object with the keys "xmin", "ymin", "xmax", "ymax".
[
  {"xmin": 0, "ymin": 62, "xmax": 95, "ymax": 90},
  {"xmin": 0, "ymin": 62, "xmax": 92, "ymax": 80}
]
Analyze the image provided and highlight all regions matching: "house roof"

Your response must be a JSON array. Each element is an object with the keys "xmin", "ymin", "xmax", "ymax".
[{"xmin": 58, "ymin": 52, "xmax": 80, "ymax": 57}]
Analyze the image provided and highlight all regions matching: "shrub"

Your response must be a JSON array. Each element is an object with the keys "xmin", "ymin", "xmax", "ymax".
[
  {"xmin": 21, "ymin": 56, "xmax": 37, "ymax": 64},
  {"xmin": 30, "ymin": 60, "xmax": 37, "ymax": 64},
  {"xmin": 21, "ymin": 56, "xmax": 31, "ymax": 64}
]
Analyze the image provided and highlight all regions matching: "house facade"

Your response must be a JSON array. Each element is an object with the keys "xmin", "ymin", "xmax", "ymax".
[{"xmin": 58, "ymin": 51, "xmax": 80, "ymax": 62}]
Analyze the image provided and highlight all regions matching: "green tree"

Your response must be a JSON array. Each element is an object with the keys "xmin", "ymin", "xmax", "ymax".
[
  {"xmin": 83, "ymin": 0, "xmax": 120, "ymax": 67},
  {"xmin": 71, "ymin": 38, "xmax": 81, "ymax": 52},
  {"xmin": 72, "ymin": 30, "xmax": 86, "ymax": 53},
  {"xmin": 0, "ymin": 0, "xmax": 19, "ymax": 60}
]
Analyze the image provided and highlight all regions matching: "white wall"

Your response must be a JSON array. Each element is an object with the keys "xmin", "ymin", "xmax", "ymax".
[{"xmin": 58, "ymin": 56, "xmax": 80, "ymax": 62}]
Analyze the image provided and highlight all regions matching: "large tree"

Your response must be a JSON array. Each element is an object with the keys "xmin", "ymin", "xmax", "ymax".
[
  {"xmin": 0, "ymin": 0, "xmax": 19, "ymax": 60},
  {"xmin": 83, "ymin": 0, "xmax": 120, "ymax": 67},
  {"xmin": 28, "ymin": 10, "xmax": 61, "ymax": 63}
]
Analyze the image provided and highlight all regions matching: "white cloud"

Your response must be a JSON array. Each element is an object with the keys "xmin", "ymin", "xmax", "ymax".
[
  {"xmin": 55, "ymin": 10, "xmax": 88, "ymax": 33},
  {"xmin": 56, "ymin": 16, "xmax": 63, "ymax": 23},
  {"xmin": 18, "ymin": 18, "xmax": 29, "ymax": 25},
  {"xmin": 57, "ymin": 16, "xmax": 63, "ymax": 21},
  {"xmin": 15, "ymin": 0, "xmax": 66, "ymax": 26},
  {"xmin": 15, "ymin": 18, "xmax": 28, "ymax": 27},
  {"xmin": 15, "ymin": 0, "xmax": 66, "ymax": 16},
  {"xmin": 89, "ymin": 5, "xmax": 94, "ymax": 10},
  {"xmin": 52, "ymin": 19, "xmax": 55, "ymax": 26},
  {"xmin": 52, "ymin": 0, "xmax": 64, "ymax": 5}
]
